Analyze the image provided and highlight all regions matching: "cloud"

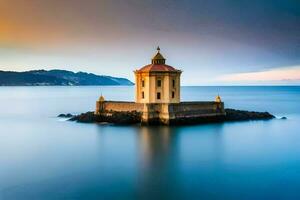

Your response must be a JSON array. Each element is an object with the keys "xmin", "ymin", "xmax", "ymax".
[
  {"xmin": 1, "ymin": 0, "xmax": 300, "ymax": 85},
  {"xmin": 218, "ymin": 65, "xmax": 300, "ymax": 84}
]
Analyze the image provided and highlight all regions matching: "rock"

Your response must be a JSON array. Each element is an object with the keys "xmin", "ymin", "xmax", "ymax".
[
  {"xmin": 224, "ymin": 109, "xmax": 275, "ymax": 121},
  {"xmin": 58, "ymin": 113, "xmax": 73, "ymax": 118},
  {"xmin": 69, "ymin": 111, "xmax": 142, "ymax": 124},
  {"xmin": 60, "ymin": 108, "xmax": 275, "ymax": 125},
  {"xmin": 69, "ymin": 112, "xmax": 96, "ymax": 123},
  {"xmin": 281, "ymin": 117, "xmax": 287, "ymax": 120}
]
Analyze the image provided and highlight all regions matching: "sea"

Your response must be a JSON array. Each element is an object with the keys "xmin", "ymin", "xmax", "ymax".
[{"xmin": 0, "ymin": 86, "xmax": 299, "ymax": 199}]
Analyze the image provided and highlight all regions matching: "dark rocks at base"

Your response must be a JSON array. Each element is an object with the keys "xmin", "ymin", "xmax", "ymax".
[
  {"xmin": 58, "ymin": 113, "xmax": 73, "ymax": 118},
  {"xmin": 168, "ymin": 115, "xmax": 226, "ymax": 125},
  {"xmin": 224, "ymin": 109, "xmax": 275, "ymax": 121},
  {"xmin": 69, "ymin": 111, "xmax": 142, "ymax": 124},
  {"xmin": 281, "ymin": 117, "xmax": 287, "ymax": 120},
  {"xmin": 61, "ymin": 108, "xmax": 275, "ymax": 125}
]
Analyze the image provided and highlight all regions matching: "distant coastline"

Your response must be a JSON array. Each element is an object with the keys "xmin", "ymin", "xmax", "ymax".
[{"xmin": 0, "ymin": 69, "xmax": 133, "ymax": 86}]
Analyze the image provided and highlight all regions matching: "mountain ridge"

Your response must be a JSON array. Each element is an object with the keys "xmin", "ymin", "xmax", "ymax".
[{"xmin": 0, "ymin": 69, "xmax": 133, "ymax": 86}]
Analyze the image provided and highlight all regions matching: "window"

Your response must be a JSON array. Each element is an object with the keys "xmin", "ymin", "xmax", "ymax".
[
  {"xmin": 157, "ymin": 80, "xmax": 161, "ymax": 87},
  {"xmin": 142, "ymin": 80, "xmax": 145, "ymax": 87},
  {"xmin": 157, "ymin": 92, "xmax": 161, "ymax": 100},
  {"xmin": 172, "ymin": 91, "xmax": 175, "ymax": 98},
  {"xmin": 142, "ymin": 92, "xmax": 144, "ymax": 99},
  {"xmin": 172, "ymin": 79, "xmax": 175, "ymax": 88}
]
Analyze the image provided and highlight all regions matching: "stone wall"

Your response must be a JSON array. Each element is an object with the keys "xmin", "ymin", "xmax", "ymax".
[
  {"xmin": 95, "ymin": 100, "xmax": 225, "ymax": 125},
  {"xmin": 142, "ymin": 101, "xmax": 225, "ymax": 124},
  {"xmin": 135, "ymin": 71, "xmax": 181, "ymax": 104},
  {"xmin": 169, "ymin": 102, "xmax": 224, "ymax": 118},
  {"xmin": 95, "ymin": 101, "xmax": 144, "ymax": 114}
]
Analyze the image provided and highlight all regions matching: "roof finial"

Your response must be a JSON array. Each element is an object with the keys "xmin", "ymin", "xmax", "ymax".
[{"xmin": 157, "ymin": 46, "xmax": 160, "ymax": 53}]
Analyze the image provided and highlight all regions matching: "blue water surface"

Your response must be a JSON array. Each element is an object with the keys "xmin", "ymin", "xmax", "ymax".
[{"xmin": 0, "ymin": 86, "xmax": 299, "ymax": 199}]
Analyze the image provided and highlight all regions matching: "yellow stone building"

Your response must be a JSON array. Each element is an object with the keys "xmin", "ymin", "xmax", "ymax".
[
  {"xmin": 95, "ymin": 47, "xmax": 225, "ymax": 125},
  {"xmin": 134, "ymin": 47, "xmax": 182, "ymax": 104}
]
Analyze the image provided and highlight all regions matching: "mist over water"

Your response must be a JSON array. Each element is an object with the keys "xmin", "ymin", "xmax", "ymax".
[{"xmin": 0, "ymin": 86, "xmax": 300, "ymax": 199}]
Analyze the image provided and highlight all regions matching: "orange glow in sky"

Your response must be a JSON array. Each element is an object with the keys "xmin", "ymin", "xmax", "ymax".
[{"xmin": 1, "ymin": 0, "xmax": 300, "ymax": 85}]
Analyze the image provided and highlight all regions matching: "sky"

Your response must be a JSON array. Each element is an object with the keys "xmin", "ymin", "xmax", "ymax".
[{"xmin": 0, "ymin": 0, "xmax": 300, "ymax": 85}]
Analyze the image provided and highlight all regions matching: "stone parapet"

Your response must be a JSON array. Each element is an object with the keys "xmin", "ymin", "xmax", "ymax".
[
  {"xmin": 95, "ymin": 101, "xmax": 144, "ymax": 114},
  {"xmin": 96, "ymin": 100, "xmax": 225, "ymax": 125},
  {"xmin": 142, "ymin": 101, "xmax": 225, "ymax": 125}
]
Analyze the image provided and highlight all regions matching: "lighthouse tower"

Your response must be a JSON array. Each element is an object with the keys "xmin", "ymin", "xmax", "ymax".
[{"xmin": 134, "ymin": 47, "xmax": 182, "ymax": 104}]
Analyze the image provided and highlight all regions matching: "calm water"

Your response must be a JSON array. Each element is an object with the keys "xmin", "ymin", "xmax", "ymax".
[{"xmin": 0, "ymin": 86, "xmax": 300, "ymax": 199}]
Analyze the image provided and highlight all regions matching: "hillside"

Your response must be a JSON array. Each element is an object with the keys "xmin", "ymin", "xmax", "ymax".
[{"xmin": 0, "ymin": 70, "xmax": 133, "ymax": 86}]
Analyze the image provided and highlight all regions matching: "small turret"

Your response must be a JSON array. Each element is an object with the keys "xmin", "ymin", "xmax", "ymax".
[
  {"xmin": 151, "ymin": 46, "xmax": 166, "ymax": 64},
  {"xmin": 95, "ymin": 94, "xmax": 105, "ymax": 114},
  {"xmin": 215, "ymin": 94, "xmax": 222, "ymax": 103},
  {"xmin": 99, "ymin": 94, "xmax": 105, "ymax": 102}
]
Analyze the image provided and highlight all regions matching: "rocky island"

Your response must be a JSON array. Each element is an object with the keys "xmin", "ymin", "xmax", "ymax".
[
  {"xmin": 59, "ymin": 47, "xmax": 276, "ymax": 126},
  {"xmin": 59, "ymin": 108, "xmax": 275, "ymax": 125}
]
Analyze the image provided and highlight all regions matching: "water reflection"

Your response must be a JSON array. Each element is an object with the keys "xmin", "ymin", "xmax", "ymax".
[
  {"xmin": 136, "ymin": 126, "xmax": 180, "ymax": 199},
  {"xmin": 139, "ymin": 126, "xmax": 172, "ymax": 167},
  {"xmin": 1, "ymin": 86, "xmax": 300, "ymax": 199}
]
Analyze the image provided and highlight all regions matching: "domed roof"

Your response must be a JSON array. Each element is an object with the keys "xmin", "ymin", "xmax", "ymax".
[
  {"xmin": 136, "ymin": 47, "xmax": 180, "ymax": 73},
  {"xmin": 137, "ymin": 64, "xmax": 178, "ymax": 72}
]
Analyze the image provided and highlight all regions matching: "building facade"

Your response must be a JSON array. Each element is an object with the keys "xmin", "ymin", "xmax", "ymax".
[
  {"xmin": 134, "ymin": 47, "xmax": 182, "ymax": 104},
  {"xmin": 95, "ymin": 47, "xmax": 225, "ymax": 125}
]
